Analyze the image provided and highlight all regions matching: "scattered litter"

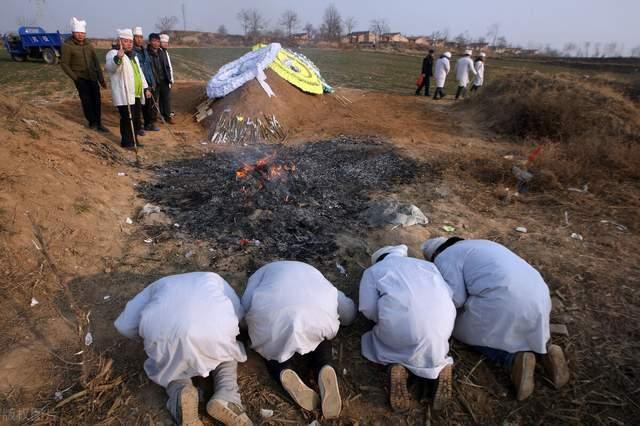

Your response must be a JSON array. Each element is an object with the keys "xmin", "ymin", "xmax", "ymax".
[
  {"xmin": 503, "ymin": 155, "xmax": 514, "ymax": 160},
  {"xmin": 125, "ymin": 217, "xmax": 133, "ymax": 225},
  {"xmin": 103, "ymin": 295, "xmax": 111, "ymax": 300},
  {"xmin": 550, "ymin": 324, "xmax": 569, "ymax": 336},
  {"xmin": 336, "ymin": 262, "xmax": 347, "ymax": 276},
  {"xmin": 570, "ymin": 233, "xmax": 584, "ymax": 241},
  {"xmin": 117, "ymin": 172, "xmax": 127, "ymax": 177},
  {"xmin": 568, "ymin": 184, "xmax": 589, "ymax": 194},
  {"xmin": 308, "ymin": 421, "xmax": 321, "ymax": 426},
  {"xmin": 139, "ymin": 203, "xmax": 161, "ymax": 217},
  {"xmin": 260, "ymin": 409, "xmax": 274, "ymax": 419},
  {"xmin": 564, "ymin": 211, "xmax": 570, "ymax": 226},
  {"xmin": 342, "ymin": 368, "xmax": 348, "ymax": 376},
  {"xmin": 362, "ymin": 200, "xmax": 428, "ymax": 227},
  {"xmin": 84, "ymin": 332, "xmax": 93, "ymax": 346},
  {"xmin": 54, "ymin": 391, "xmax": 64, "ymax": 402},
  {"xmin": 512, "ymin": 166, "xmax": 534, "ymax": 192},
  {"xmin": 239, "ymin": 239, "xmax": 261, "ymax": 247},
  {"xmin": 515, "ymin": 226, "xmax": 528, "ymax": 233},
  {"xmin": 600, "ymin": 220, "xmax": 628, "ymax": 232},
  {"xmin": 74, "ymin": 350, "xmax": 84, "ymax": 355},
  {"xmin": 144, "ymin": 238, "xmax": 153, "ymax": 244},
  {"xmin": 22, "ymin": 118, "xmax": 38, "ymax": 127},
  {"xmin": 442, "ymin": 225, "xmax": 456, "ymax": 233},
  {"xmin": 30, "ymin": 297, "xmax": 39, "ymax": 307},
  {"xmin": 173, "ymin": 223, "xmax": 180, "ymax": 228},
  {"xmin": 185, "ymin": 250, "xmax": 195, "ymax": 258}
]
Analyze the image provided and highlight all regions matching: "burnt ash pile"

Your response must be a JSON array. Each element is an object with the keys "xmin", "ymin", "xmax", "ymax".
[{"xmin": 138, "ymin": 137, "xmax": 428, "ymax": 260}]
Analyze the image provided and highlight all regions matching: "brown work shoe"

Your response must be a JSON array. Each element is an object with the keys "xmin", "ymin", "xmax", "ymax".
[
  {"xmin": 177, "ymin": 383, "xmax": 203, "ymax": 426},
  {"xmin": 511, "ymin": 352, "xmax": 536, "ymax": 401},
  {"xmin": 206, "ymin": 399, "xmax": 253, "ymax": 426},
  {"xmin": 389, "ymin": 364, "xmax": 411, "ymax": 412},
  {"xmin": 280, "ymin": 369, "xmax": 320, "ymax": 411},
  {"xmin": 318, "ymin": 365, "xmax": 342, "ymax": 419},
  {"xmin": 433, "ymin": 364, "xmax": 453, "ymax": 411},
  {"xmin": 543, "ymin": 344, "xmax": 570, "ymax": 389}
]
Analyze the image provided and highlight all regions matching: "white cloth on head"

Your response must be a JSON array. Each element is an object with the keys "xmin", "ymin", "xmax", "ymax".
[
  {"xmin": 114, "ymin": 272, "xmax": 247, "ymax": 388},
  {"xmin": 443, "ymin": 51, "xmax": 451, "ymax": 58},
  {"xmin": 434, "ymin": 57, "xmax": 450, "ymax": 88},
  {"xmin": 242, "ymin": 261, "xmax": 354, "ymax": 362},
  {"xmin": 433, "ymin": 239, "xmax": 551, "ymax": 354},
  {"xmin": 105, "ymin": 49, "xmax": 149, "ymax": 106},
  {"xmin": 371, "ymin": 244, "xmax": 408, "ymax": 265},
  {"xmin": 134, "ymin": 27, "xmax": 143, "ymax": 36},
  {"xmin": 465, "ymin": 49, "xmax": 473, "ymax": 55},
  {"xmin": 473, "ymin": 60, "xmax": 485, "ymax": 86},
  {"xmin": 455, "ymin": 56, "xmax": 477, "ymax": 87},
  {"xmin": 117, "ymin": 28, "xmax": 133, "ymax": 40},
  {"xmin": 480, "ymin": 52, "xmax": 486, "ymax": 57},
  {"xmin": 359, "ymin": 256, "xmax": 456, "ymax": 379},
  {"xmin": 70, "ymin": 17, "xmax": 86, "ymax": 33},
  {"xmin": 160, "ymin": 34, "xmax": 170, "ymax": 43},
  {"xmin": 421, "ymin": 237, "xmax": 447, "ymax": 261}
]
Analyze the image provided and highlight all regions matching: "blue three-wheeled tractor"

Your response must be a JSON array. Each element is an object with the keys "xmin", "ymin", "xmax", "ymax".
[{"xmin": 3, "ymin": 26, "xmax": 67, "ymax": 65}]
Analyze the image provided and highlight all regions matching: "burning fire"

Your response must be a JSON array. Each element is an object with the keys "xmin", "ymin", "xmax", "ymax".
[{"xmin": 235, "ymin": 153, "xmax": 296, "ymax": 183}]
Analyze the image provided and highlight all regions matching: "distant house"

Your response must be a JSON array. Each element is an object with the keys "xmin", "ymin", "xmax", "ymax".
[
  {"xmin": 408, "ymin": 36, "xmax": 431, "ymax": 46},
  {"xmin": 292, "ymin": 32, "xmax": 310, "ymax": 45},
  {"xmin": 468, "ymin": 42, "xmax": 490, "ymax": 51},
  {"xmin": 381, "ymin": 32, "xmax": 409, "ymax": 43},
  {"xmin": 344, "ymin": 31, "xmax": 377, "ymax": 44},
  {"xmin": 520, "ymin": 49, "xmax": 540, "ymax": 56}
]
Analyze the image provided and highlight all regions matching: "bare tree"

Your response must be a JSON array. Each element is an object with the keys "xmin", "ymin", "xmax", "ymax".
[
  {"xmin": 562, "ymin": 42, "xmax": 578, "ymax": 57},
  {"xmin": 217, "ymin": 25, "xmax": 228, "ymax": 35},
  {"xmin": 237, "ymin": 9, "xmax": 266, "ymax": 38},
  {"xmin": 583, "ymin": 41, "xmax": 591, "ymax": 57},
  {"xmin": 604, "ymin": 42, "xmax": 621, "ymax": 57},
  {"xmin": 303, "ymin": 23, "xmax": 316, "ymax": 39},
  {"xmin": 156, "ymin": 16, "xmax": 179, "ymax": 33},
  {"xmin": 496, "ymin": 36, "xmax": 508, "ymax": 48},
  {"xmin": 486, "ymin": 23, "xmax": 500, "ymax": 46},
  {"xmin": 454, "ymin": 32, "xmax": 468, "ymax": 45},
  {"xmin": 279, "ymin": 10, "xmax": 299, "ymax": 37},
  {"xmin": 321, "ymin": 4, "xmax": 343, "ymax": 41},
  {"xmin": 370, "ymin": 19, "xmax": 390, "ymax": 42},
  {"xmin": 593, "ymin": 42, "xmax": 602, "ymax": 58},
  {"xmin": 631, "ymin": 45, "xmax": 640, "ymax": 57},
  {"xmin": 344, "ymin": 16, "xmax": 357, "ymax": 35},
  {"xmin": 17, "ymin": 16, "xmax": 38, "ymax": 27}
]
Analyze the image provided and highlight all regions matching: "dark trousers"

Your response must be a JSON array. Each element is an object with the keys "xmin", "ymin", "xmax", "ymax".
[
  {"xmin": 74, "ymin": 78, "xmax": 102, "ymax": 127},
  {"xmin": 156, "ymin": 80, "xmax": 172, "ymax": 120},
  {"xmin": 455, "ymin": 86, "xmax": 467, "ymax": 99},
  {"xmin": 266, "ymin": 340, "xmax": 333, "ymax": 382},
  {"xmin": 470, "ymin": 84, "xmax": 480, "ymax": 92},
  {"xmin": 117, "ymin": 98, "xmax": 142, "ymax": 147},
  {"xmin": 433, "ymin": 87, "xmax": 446, "ymax": 100},
  {"xmin": 415, "ymin": 76, "xmax": 431, "ymax": 96},
  {"xmin": 472, "ymin": 346, "xmax": 516, "ymax": 369},
  {"xmin": 142, "ymin": 87, "xmax": 157, "ymax": 128}
]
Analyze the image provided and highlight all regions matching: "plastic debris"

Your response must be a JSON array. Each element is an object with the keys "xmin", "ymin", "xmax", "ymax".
[
  {"xmin": 260, "ymin": 409, "xmax": 274, "ymax": 419},
  {"xmin": 336, "ymin": 262, "xmax": 347, "ymax": 276},
  {"xmin": 125, "ymin": 217, "xmax": 133, "ymax": 225},
  {"xmin": 571, "ymin": 233, "xmax": 584, "ymax": 241},
  {"xmin": 239, "ymin": 239, "xmax": 261, "ymax": 247},
  {"xmin": 342, "ymin": 368, "xmax": 348, "ymax": 376},
  {"xmin": 84, "ymin": 332, "xmax": 93, "ymax": 346},
  {"xmin": 568, "ymin": 184, "xmax": 589, "ymax": 193},
  {"xmin": 117, "ymin": 172, "xmax": 127, "ymax": 177},
  {"xmin": 362, "ymin": 200, "xmax": 429, "ymax": 227},
  {"xmin": 515, "ymin": 227, "xmax": 528, "ymax": 233},
  {"xmin": 185, "ymin": 251, "xmax": 194, "ymax": 258},
  {"xmin": 54, "ymin": 391, "xmax": 64, "ymax": 401},
  {"xmin": 442, "ymin": 225, "xmax": 456, "ymax": 233},
  {"xmin": 600, "ymin": 220, "xmax": 628, "ymax": 232},
  {"xmin": 174, "ymin": 223, "xmax": 181, "ymax": 228},
  {"xmin": 30, "ymin": 297, "xmax": 39, "ymax": 307},
  {"xmin": 103, "ymin": 295, "xmax": 111, "ymax": 300},
  {"xmin": 308, "ymin": 421, "xmax": 321, "ymax": 426},
  {"xmin": 144, "ymin": 238, "xmax": 153, "ymax": 244}
]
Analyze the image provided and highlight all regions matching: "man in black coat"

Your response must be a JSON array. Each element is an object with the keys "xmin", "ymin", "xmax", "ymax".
[
  {"xmin": 415, "ymin": 49, "xmax": 434, "ymax": 97},
  {"xmin": 147, "ymin": 33, "xmax": 173, "ymax": 124}
]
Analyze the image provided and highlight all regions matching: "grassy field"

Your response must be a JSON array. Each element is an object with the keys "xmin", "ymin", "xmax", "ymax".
[{"xmin": 1, "ymin": 46, "xmax": 637, "ymax": 98}]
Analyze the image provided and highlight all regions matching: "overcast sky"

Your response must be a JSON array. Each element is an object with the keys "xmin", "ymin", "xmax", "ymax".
[{"xmin": 3, "ymin": 0, "xmax": 639, "ymax": 53}]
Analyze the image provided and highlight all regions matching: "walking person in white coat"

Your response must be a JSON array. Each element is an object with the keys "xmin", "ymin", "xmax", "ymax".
[
  {"xmin": 114, "ymin": 272, "xmax": 253, "ymax": 426},
  {"xmin": 242, "ymin": 261, "xmax": 356, "ymax": 419},
  {"xmin": 422, "ymin": 237, "xmax": 570, "ymax": 401},
  {"xmin": 433, "ymin": 52, "xmax": 451, "ymax": 100},
  {"xmin": 359, "ymin": 245, "xmax": 456, "ymax": 411},
  {"xmin": 470, "ymin": 52, "xmax": 486, "ymax": 93},
  {"xmin": 105, "ymin": 29, "xmax": 151, "ymax": 149},
  {"xmin": 454, "ymin": 49, "xmax": 477, "ymax": 99}
]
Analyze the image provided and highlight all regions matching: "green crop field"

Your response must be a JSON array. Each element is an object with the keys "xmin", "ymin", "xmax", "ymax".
[{"xmin": 1, "ymin": 46, "xmax": 637, "ymax": 98}]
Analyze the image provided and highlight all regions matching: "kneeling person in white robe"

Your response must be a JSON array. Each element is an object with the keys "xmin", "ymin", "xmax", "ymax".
[
  {"xmin": 422, "ymin": 237, "xmax": 570, "ymax": 401},
  {"xmin": 359, "ymin": 245, "xmax": 456, "ymax": 411},
  {"xmin": 242, "ymin": 261, "xmax": 356, "ymax": 419},
  {"xmin": 115, "ymin": 272, "xmax": 253, "ymax": 426}
]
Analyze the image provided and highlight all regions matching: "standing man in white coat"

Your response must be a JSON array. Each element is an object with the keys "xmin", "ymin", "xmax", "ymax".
[
  {"xmin": 114, "ymin": 272, "xmax": 253, "ymax": 426},
  {"xmin": 159, "ymin": 34, "xmax": 175, "ymax": 122},
  {"xmin": 105, "ymin": 29, "xmax": 151, "ymax": 149},
  {"xmin": 433, "ymin": 52, "xmax": 451, "ymax": 100},
  {"xmin": 359, "ymin": 245, "xmax": 456, "ymax": 411},
  {"xmin": 454, "ymin": 49, "xmax": 477, "ymax": 100},
  {"xmin": 242, "ymin": 261, "xmax": 356, "ymax": 419},
  {"xmin": 422, "ymin": 237, "xmax": 570, "ymax": 401},
  {"xmin": 470, "ymin": 52, "xmax": 486, "ymax": 93}
]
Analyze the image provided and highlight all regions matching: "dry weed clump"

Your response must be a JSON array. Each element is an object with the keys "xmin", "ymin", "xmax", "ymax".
[{"xmin": 468, "ymin": 72, "xmax": 640, "ymax": 183}]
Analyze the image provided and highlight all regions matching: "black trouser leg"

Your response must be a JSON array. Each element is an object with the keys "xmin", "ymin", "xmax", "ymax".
[
  {"xmin": 425, "ymin": 77, "xmax": 431, "ymax": 96},
  {"xmin": 455, "ymin": 86, "xmax": 464, "ymax": 99},
  {"xmin": 415, "ymin": 80, "xmax": 425, "ymax": 95},
  {"xmin": 470, "ymin": 84, "xmax": 479, "ymax": 92},
  {"xmin": 75, "ymin": 78, "xmax": 99, "ymax": 126},
  {"xmin": 91, "ymin": 80, "xmax": 102, "ymax": 126},
  {"xmin": 142, "ymin": 88, "xmax": 156, "ymax": 128},
  {"xmin": 433, "ymin": 87, "xmax": 444, "ymax": 100},
  {"xmin": 157, "ymin": 81, "xmax": 171, "ymax": 120},
  {"xmin": 117, "ymin": 105, "xmax": 135, "ymax": 147},
  {"xmin": 309, "ymin": 340, "xmax": 333, "ymax": 377},
  {"xmin": 133, "ymin": 98, "xmax": 142, "ymax": 135},
  {"xmin": 266, "ymin": 357, "xmax": 295, "ymax": 382}
]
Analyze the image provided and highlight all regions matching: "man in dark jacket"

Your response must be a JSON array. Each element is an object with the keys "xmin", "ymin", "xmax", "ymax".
[
  {"xmin": 133, "ymin": 27, "xmax": 159, "ymax": 134},
  {"xmin": 147, "ymin": 33, "xmax": 173, "ymax": 124},
  {"xmin": 60, "ymin": 17, "xmax": 107, "ymax": 132},
  {"xmin": 415, "ymin": 49, "xmax": 434, "ymax": 97}
]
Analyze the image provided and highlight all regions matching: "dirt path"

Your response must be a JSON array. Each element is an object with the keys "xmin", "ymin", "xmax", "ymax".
[{"xmin": 1, "ymin": 82, "xmax": 638, "ymax": 424}]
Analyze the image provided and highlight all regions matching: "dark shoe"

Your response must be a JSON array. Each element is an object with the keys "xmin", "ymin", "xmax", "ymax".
[
  {"xmin": 433, "ymin": 364, "xmax": 453, "ymax": 411},
  {"xmin": 512, "ymin": 352, "xmax": 536, "ymax": 401},
  {"xmin": 137, "ymin": 129, "xmax": 146, "ymax": 137},
  {"xmin": 121, "ymin": 144, "xmax": 135, "ymax": 150},
  {"xmin": 145, "ymin": 125, "xmax": 160, "ymax": 131},
  {"xmin": 88, "ymin": 123, "xmax": 97, "ymax": 129},
  {"xmin": 389, "ymin": 364, "xmax": 411, "ymax": 412},
  {"xmin": 165, "ymin": 117, "xmax": 175, "ymax": 125},
  {"xmin": 96, "ymin": 125, "xmax": 109, "ymax": 133},
  {"xmin": 135, "ymin": 142, "xmax": 144, "ymax": 148},
  {"xmin": 425, "ymin": 93, "xmax": 431, "ymax": 96}
]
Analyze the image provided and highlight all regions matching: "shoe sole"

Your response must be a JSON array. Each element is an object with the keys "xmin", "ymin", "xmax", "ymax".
[
  {"xmin": 319, "ymin": 366, "xmax": 341, "ymax": 419},
  {"xmin": 514, "ymin": 353, "xmax": 536, "ymax": 401},
  {"xmin": 178, "ymin": 384, "xmax": 202, "ymax": 426},
  {"xmin": 280, "ymin": 369, "xmax": 319, "ymax": 411},
  {"xmin": 206, "ymin": 400, "xmax": 253, "ymax": 426},
  {"xmin": 433, "ymin": 364, "xmax": 453, "ymax": 411},
  {"xmin": 389, "ymin": 364, "xmax": 411, "ymax": 412},
  {"xmin": 544, "ymin": 345, "xmax": 570, "ymax": 389}
]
